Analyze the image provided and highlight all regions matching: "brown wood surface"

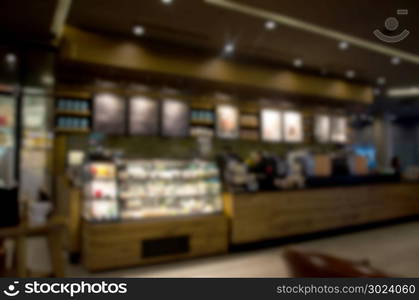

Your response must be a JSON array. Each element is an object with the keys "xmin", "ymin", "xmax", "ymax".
[
  {"xmin": 68, "ymin": 186, "xmax": 82, "ymax": 254},
  {"xmin": 82, "ymin": 214, "xmax": 229, "ymax": 272},
  {"xmin": 228, "ymin": 183, "xmax": 419, "ymax": 244},
  {"xmin": 0, "ymin": 216, "xmax": 67, "ymax": 277},
  {"xmin": 61, "ymin": 26, "xmax": 372, "ymax": 104}
]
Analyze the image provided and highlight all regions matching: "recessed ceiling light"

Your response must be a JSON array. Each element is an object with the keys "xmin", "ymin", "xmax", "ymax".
[
  {"xmin": 161, "ymin": 0, "xmax": 173, "ymax": 4},
  {"xmin": 223, "ymin": 42, "xmax": 235, "ymax": 54},
  {"xmin": 41, "ymin": 74, "xmax": 54, "ymax": 86},
  {"xmin": 293, "ymin": 58, "xmax": 303, "ymax": 68},
  {"xmin": 132, "ymin": 25, "xmax": 145, "ymax": 36},
  {"xmin": 391, "ymin": 56, "xmax": 401, "ymax": 65},
  {"xmin": 5, "ymin": 53, "xmax": 17, "ymax": 64},
  {"xmin": 338, "ymin": 41, "xmax": 349, "ymax": 50},
  {"xmin": 345, "ymin": 70, "xmax": 355, "ymax": 78},
  {"xmin": 265, "ymin": 20, "xmax": 276, "ymax": 30},
  {"xmin": 377, "ymin": 77, "xmax": 386, "ymax": 85}
]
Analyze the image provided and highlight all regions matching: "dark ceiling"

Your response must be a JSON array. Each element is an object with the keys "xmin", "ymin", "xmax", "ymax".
[
  {"xmin": 2, "ymin": 0, "xmax": 419, "ymax": 92},
  {"xmin": 0, "ymin": 0, "xmax": 59, "ymax": 86},
  {"xmin": 0, "ymin": 0, "xmax": 59, "ymax": 43},
  {"xmin": 67, "ymin": 0, "xmax": 419, "ymax": 88}
]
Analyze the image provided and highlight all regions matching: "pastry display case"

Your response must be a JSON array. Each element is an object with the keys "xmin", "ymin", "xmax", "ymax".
[
  {"xmin": 81, "ymin": 158, "xmax": 226, "ymax": 271},
  {"xmin": 83, "ymin": 159, "xmax": 223, "ymax": 221},
  {"xmin": 118, "ymin": 159, "xmax": 222, "ymax": 220},
  {"xmin": 83, "ymin": 162, "xmax": 119, "ymax": 221}
]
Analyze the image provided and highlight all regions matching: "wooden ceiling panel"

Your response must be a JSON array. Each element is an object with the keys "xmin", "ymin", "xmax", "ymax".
[{"xmin": 67, "ymin": 0, "xmax": 419, "ymax": 87}]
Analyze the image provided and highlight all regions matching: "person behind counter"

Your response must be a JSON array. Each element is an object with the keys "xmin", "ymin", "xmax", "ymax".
[
  {"xmin": 246, "ymin": 151, "xmax": 282, "ymax": 190},
  {"xmin": 216, "ymin": 147, "xmax": 258, "ymax": 191},
  {"xmin": 216, "ymin": 146, "xmax": 243, "ymax": 184},
  {"xmin": 391, "ymin": 156, "xmax": 401, "ymax": 179}
]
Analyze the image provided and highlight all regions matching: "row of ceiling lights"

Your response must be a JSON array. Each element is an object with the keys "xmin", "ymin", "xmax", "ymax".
[
  {"xmin": 132, "ymin": 0, "xmax": 173, "ymax": 35},
  {"xmin": 131, "ymin": 1, "xmax": 400, "ymax": 89},
  {"xmin": 133, "ymin": 17, "xmax": 401, "ymax": 90},
  {"xmin": 0, "ymin": 0, "xmax": 404, "ymax": 96},
  {"xmin": 102, "ymin": 0, "xmax": 404, "ymax": 95}
]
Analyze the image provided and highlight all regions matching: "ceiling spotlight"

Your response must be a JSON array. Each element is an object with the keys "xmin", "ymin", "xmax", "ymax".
[
  {"xmin": 161, "ymin": 0, "xmax": 173, "ymax": 4},
  {"xmin": 391, "ymin": 56, "xmax": 401, "ymax": 65},
  {"xmin": 338, "ymin": 41, "xmax": 349, "ymax": 50},
  {"xmin": 5, "ymin": 53, "xmax": 17, "ymax": 65},
  {"xmin": 265, "ymin": 20, "xmax": 276, "ymax": 30},
  {"xmin": 223, "ymin": 42, "xmax": 235, "ymax": 54},
  {"xmin": 41, "ymin": 74, "xmax": 54, "ymax": 86},
  {"xmin": 293, "ymin": 58, "xmax": 303, "ymax": 68},
  {"xmin": 377, "ymin": 77, "xmax": 386, "ymax": 85},
  {"xmin": 345, "ymin": 70, "xmax": 355, "ymax": 78},
  {"xmin": 132, "ymin": 25, "xmax": 145, "ymax": 36}
]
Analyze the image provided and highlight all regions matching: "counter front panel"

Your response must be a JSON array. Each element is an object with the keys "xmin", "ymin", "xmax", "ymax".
[{"xmin": 227, "ymin": 183, "xmax": 419, "ymax": 244}]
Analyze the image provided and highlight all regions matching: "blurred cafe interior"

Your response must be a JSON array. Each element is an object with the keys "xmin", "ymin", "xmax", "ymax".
[{"xmin": 1, "ymin": 0, "xmax": 419, "ymax": 277}]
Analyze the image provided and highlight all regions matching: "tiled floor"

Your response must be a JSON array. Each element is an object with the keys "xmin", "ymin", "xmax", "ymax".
[{"xmin": 65, "ymin": 220, "xmax": 419, "ymax": 277}]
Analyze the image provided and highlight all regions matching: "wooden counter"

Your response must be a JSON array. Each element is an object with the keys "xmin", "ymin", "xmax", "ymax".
[
  {"xmin": 225, "ymin": 183, "xmax": 419, "ymax": 245},
  {"xmin": 0, "ymin": 216, "xmax": 67, "ymax": 277},
  {"xmin": 82, "ymin": 214, "xmax": 228, "ymax": 271}
]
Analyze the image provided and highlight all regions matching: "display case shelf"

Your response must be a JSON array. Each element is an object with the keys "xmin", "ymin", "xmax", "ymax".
[
  {"xmin": 55, "ymin": 97, "xmax": 92, "ymax": 134},
  {"xmin": 190, "ymin": 120, "xmax": 214, "ymax": 126},
  {"xmin": 118, "ymin": 159, "xmax": 222, "ymax": 221},
  {"xmin": 119, "ymin": 173, "xmax": 219, "ymax": 181},
  {"xmin": 55, "ymin": 110, "xmax": 91, "ymax": 117},
  {"xmin": 55, "ymin": 128, "xmax": 91, "ymax": 134},
  {"xmin": 240, "ymin": 124, "xmax": 259, "ymax": 129},
  {"xmin": 120, "ymin": 193, "xmax": 221, "ymax": 200}
]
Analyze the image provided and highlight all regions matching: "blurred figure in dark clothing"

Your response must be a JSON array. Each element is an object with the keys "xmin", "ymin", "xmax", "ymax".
[
  {"xmin": 391, "ymin": 156, "xmax": 401, "ymax": 179},
  {"xmin": 247, "ymin": 151, "xmax": 277, "ymax": 190}
]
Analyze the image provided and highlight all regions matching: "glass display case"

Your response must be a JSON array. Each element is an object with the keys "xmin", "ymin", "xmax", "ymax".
[
  {"xmin": 118, "ymin": 159, "xmax": 222, "ymax": 220},
  {"xmin": 83, "ymin": 161, "xmax": 119, "ymax": 221},
  {"xmin": 83, "ymin": 159, "xmax": 223, "ymax": 221}
]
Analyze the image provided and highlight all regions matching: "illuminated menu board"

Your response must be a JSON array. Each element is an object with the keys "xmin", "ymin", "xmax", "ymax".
[
  {"xmin": 314, "ymin": 114, "xmax": 331, "ymax": 143},
  {"xmin": 162, "ymin": 99, "xmax": 189, "ymax": 137},
  {"xmin": 261, "ymin": 109, "xmax": 282, "ymax": 142},
  {"xmin": 129, "ymin": 96, "xmax": 159, "ymax": 135},
  {"xmin": 331, "ymin": 116, "xmax": 347, "ymax": 143},
  {"xmin": 94, "ymin": 93, "xmax": 126, "ymax": 134},
  {"xmin": 284, "ymin": 111, "xmax": 303, "ymax": 142},
  {"xmin": 216, "ymin": 104, "xmax": 239, "ymax": 139}
]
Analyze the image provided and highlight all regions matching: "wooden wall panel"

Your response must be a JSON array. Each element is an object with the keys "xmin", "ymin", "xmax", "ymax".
[
  {"xmin": 61, "ymin": 26, "xmax": 373, "ymax": 104},
  {"xmin": 228, "ymin": 183, "xmax": 419, "ymax": 244}
]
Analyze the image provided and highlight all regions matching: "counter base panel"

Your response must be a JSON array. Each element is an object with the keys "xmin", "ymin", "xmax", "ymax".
[
  {"xmin": 227, "ymin": 183, "xmax": 419, "ymax": 245},
  {"xmin": 82, "ymin": 214, "xmax": 228, "ymax": 272}
]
